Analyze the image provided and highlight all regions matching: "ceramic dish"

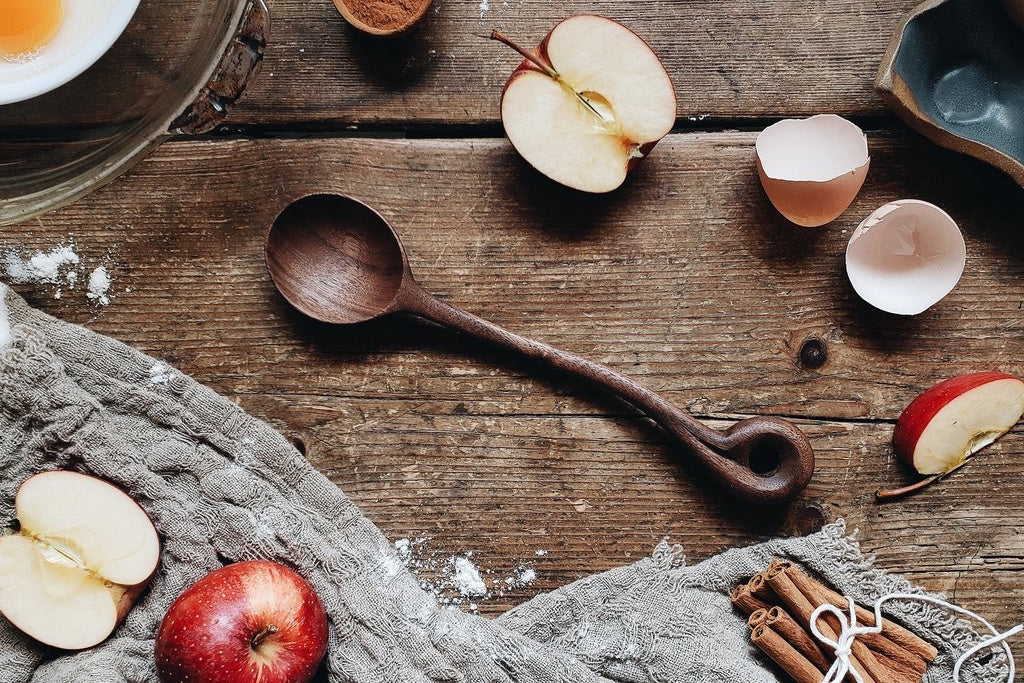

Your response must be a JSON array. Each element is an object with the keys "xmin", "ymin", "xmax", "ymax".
[
  {"xmin": 876, "ymin": 0, "xmax": 1024, "ymax": 186},
  {"xmin": 0, "ymin": 0, "xmax": 141, "ymax": 106},
  {"xmin": 0, "ymin": 0, "xmax": 268, "ymax": 226}
]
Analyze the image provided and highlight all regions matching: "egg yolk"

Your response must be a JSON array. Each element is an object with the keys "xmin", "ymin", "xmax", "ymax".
[{"xmin": 0, "ymin": 0, "xmax": 64, "ymax": 58}]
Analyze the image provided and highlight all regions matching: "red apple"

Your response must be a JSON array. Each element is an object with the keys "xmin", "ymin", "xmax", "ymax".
[
  {"xmin": 156, "ymin": 561, "xmax": 328, "ymax": 683},
  {"xmin": 493, "ymin": 16, "xmax": 676, "ymax": 193},
  {"xmin": 0, "ymin": 470, "xmax": 160, "ymax": 650},
  {"xmin": 878, "ymin": 372, "xmax": 1024, "ymax": 499}
]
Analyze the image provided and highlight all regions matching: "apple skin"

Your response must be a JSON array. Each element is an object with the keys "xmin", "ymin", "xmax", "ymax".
[
  {"xmin": 497, "ymin": 15, "xmax": 676, "ymax": 192},
  {"xmin": 155, "ymin": 561, "xmax": 328, "ymax": 683},
  {"xmin": 893, "ymin": 371, "xmax": 1024, "ymax": 473}
]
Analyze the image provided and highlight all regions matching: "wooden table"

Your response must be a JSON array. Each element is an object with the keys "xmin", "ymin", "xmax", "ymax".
[{"xmin": 3, "ymin": 0, "xmax": 1023, "ymax": 645}]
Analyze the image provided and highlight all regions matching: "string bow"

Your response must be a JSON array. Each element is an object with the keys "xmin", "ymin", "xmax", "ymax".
[{"xmin": 809, "ymin": 593, "xmax": 1022, "ymax": 683}]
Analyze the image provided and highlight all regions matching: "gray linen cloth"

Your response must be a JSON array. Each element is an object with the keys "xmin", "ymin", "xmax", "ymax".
[{"xmin": 0, "ymin": 285, "xmax": 1009, "ymax": 683}]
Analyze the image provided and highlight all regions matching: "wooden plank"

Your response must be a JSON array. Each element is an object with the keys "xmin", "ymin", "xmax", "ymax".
[
  {"xmin": 240, "ymin": 0, "xmax": 918, "ymax": 126},
  {"xmin": 0, "ymin": 0, "xmax": 917, "ymax": 132},
  {"xmin": 1, "ymin": 132, "xmax": 1022, "ymax": 630}
]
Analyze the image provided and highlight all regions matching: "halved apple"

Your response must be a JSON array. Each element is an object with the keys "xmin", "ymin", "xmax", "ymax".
[
  {"xmin": 878, "ymin": 372, "xmax": 1024, "ymax": 499},
  {"xmin": 494, "ymin": 16, "xmax": 677, "ymax": 193},
  {"xmin": 0, "ymin": 470, "xmax": 160, "ymax": 649}
]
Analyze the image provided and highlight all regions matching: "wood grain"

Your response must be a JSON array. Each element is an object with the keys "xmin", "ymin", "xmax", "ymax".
[
  {"xmin": 239, "ymin": 0, "xmax": 917, "ymax": 127},
  {"xmin": 1, "ymin": 132, "xmax": 1022, "ymax": 630},
  {"xmin": 0, "ymin": 0, "xmax": 919, "ymax": 133}
]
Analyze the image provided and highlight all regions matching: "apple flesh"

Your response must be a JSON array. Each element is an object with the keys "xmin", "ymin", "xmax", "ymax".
[
  {"xmin": 156, "ymin": 560, "xmax": 328, "ymax": 683},
  {"xmin": 495, "ymin": 15, "xmax": 676, "ymax": 193},
  {"xmin": 878, "ymin": 372, "xmax": 1024, "ymax": 498},
  {"xmin": 0, "ymin": 470, "xmax": 160, "ymax": 649}
]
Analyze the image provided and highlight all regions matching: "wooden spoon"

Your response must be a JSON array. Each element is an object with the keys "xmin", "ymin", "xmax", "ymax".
[{"xmin": 264, "ymin": 194, "xmax": 815, "ymax": 504}]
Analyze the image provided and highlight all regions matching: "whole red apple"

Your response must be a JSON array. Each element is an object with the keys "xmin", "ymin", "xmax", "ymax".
[{"xmin": 155, "ymin": 561, "xmax": 328, "ymax": 683}]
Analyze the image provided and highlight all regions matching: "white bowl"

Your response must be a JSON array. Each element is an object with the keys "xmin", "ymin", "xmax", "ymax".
[{"xmin": 0, "ymin": 0, "xmax": 141, "ymax": 106}]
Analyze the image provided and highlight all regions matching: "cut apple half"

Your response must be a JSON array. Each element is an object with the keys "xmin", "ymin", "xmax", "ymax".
[
  {"xmin": 0, "ymin": 470, "xmax": 160, "ymax": 649},
  {"xmin": 495, "ymin": 15, "xmax": 676, "ymax": 193},
  {"xmin": 878, "ymin": 372, "xmax": 1024, "ymax": 499}
]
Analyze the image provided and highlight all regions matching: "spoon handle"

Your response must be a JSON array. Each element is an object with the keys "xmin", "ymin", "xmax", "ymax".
[{"xmin": 399, "ymin": 285, "xmax": 814, "ymax": 504}]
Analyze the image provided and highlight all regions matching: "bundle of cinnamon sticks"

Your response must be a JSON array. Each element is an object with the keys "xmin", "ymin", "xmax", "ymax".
[{"xmin": 731, "ymin": 560, "xmax": 938, "ymax": 683}]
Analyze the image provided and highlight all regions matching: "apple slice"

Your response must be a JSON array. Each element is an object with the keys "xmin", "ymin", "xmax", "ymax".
[
  {"xmin": 0, "ymin": 470, "xmax": 160, "ymax": 649},
  {"xmin": 877, "ymin": 372, "xmax": 1024, "ymax": 499},
  {"xmin": 494, "ymin": 16, "xmax": 676, "ymax": 193}
]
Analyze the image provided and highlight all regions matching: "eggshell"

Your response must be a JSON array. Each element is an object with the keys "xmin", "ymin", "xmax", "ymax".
[
  {"xmin": 846, "ymin": 200, "xmax": 966, "ymax": 315},
  {"xmin": 755, "ymin": 115, "xmax": 870, "ymax": 227}
]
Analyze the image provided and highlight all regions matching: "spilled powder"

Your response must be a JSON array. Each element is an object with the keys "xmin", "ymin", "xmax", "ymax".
[
  {"xmin": 4, "ymin": 245, "xmax": 79, "ymax": 284},
  {"xmin": 4, "ymin": 245, "xmax": 115, "ymax": 307},
  {"xmin": 344, "ymin": 0, "xmax": 428, "ymax": 31},
  {"xmin": 86, "ymin": 267, "xmax": 112, "ymax": 305},
  {"xmin": 453, "ymin": 556, "xmax": 487, "ymax": 597},
  {"xmin": 392, "ymin": 538, "xmax": 541, "ymax": 612}
]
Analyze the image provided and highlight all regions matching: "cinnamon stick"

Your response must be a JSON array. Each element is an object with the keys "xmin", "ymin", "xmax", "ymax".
[
  {"xmin": 779, "ymin": 567, "xmax": 898, "ymax": 683},
  {"xmin": 864, "ymin": 632, "xmax": 928, "ymax": 675},
  {"xmin": 749, "ymin": 608, "xmax": 770, "ymax": 629},
  {"xmin": 748, "ymin": 571, "xmax": 778, "ymax": 603},
  {"xmin": 751, "ymin": 624, "xmax": 826, "ymax": 683},
  {"xmin": 873, "ymin": 649, "xmax": 927, "ymax": 683},
  {"xmin": 785, "ymin": 566, "xmax": 938, "ymax": 663},
  {"xmin": 732, "ymin": 584, "xmax": 773, "ymax": 615},
  {"xmin": 766, "ymin": 606, "xmax": 832, "ymax": 672},
  {"xmin": 766, "ymin": 567, "xmax": 878, "ymax": 683}
]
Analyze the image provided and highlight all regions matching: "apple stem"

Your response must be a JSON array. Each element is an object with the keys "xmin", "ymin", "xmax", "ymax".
[
  {"xmin": 489, "ymin": 29, "xmax": 610, "ymax": 123},
  {"xmin": 489, "ymin": 29, "xmax": 559, "ymax": 79},
  {"xmin": 250, "ymin": 624, "xmax": 278, "ymax": 650},
  {"xmin": 875, "ymin": 473, "xmax": 944, "ymax": 500}
]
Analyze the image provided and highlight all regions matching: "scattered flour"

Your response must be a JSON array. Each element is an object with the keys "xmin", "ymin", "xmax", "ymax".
[
  {"xmin": 391, "ymin": 537, "xmax": 542, "ymax": 611},
  {"xmin": 5, "ymin": 246, "xmax": 79, "ymax": 284},
  {"xmin": 3, "ymin": 245, "xmax": 115, "ymax": 307},
  {"xmin": 452, "ymin": 556, "xmax": 487, "ymax": 598},
  {"xmin": 149, "ymin": 363, "xmax": 172, "ymax": 385},
  {"xmin": 86, "ymin": 266, "xmax": 112, "ymax": 305},
  {"xmin": 479, "ymin": 0, "xmax": 488, "ymax": 14},
  {"xmin": 534, "ymin": 549, "xmax": 547, "ymax": 556}
]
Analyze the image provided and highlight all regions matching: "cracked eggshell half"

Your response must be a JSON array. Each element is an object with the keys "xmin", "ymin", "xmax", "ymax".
[
  {"xmin": 755, "ymin": 115, "xmax": 870, "ymax": 227},
  {"xmin": 846, "ymin": 200, "xmax": 966, "ymax": 315}
]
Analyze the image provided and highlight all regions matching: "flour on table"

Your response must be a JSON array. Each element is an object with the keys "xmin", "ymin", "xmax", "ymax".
[
  {"xmin": 390, "ymin": 537, "xmax": 543, "ymax": 612},
  {"xmin": 452, "ymin": 556, "xmax": 487, "ymax": 598},
  {"xmin": 86, "ymin": 267, "xmax": 112, "ymax": 305},
  {"xmin": 5, "ymin": 246, "xmax": 79, "ymax": 284},
  {"xmin": 4, "ymin": 244, "xmax": 115, "ymax": 307}
]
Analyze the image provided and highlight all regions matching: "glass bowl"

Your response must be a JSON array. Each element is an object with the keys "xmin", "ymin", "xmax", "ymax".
[{"xmin": 0, "ymin": 0, "xmax": 268, "ymax": 226}]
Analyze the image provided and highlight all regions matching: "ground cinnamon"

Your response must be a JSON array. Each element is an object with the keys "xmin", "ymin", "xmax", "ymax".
[{"xmin": 337, "ymin": 0, "xmax": 430, "ymax": 33}]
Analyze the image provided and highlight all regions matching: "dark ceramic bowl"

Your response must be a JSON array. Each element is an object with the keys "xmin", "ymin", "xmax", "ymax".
[{"xmin": 876, "ymin": 0, "xmax": 1024, "ymax": 186}]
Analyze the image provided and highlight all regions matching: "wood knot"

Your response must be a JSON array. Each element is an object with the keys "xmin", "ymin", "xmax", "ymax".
[{"xmin": 797, "ymin": 338, "xmax": 827, "ymax": 370}]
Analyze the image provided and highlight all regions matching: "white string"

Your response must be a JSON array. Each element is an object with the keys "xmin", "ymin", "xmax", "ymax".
[{"xmin": 808, "ymin": 592, "xmax": 1021, "ymax": 683}]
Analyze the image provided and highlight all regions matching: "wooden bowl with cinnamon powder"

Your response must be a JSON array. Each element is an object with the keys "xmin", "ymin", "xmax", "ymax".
[{"xmin": 332, "ymin": 0, "xmax": 433, "ymax": 36}]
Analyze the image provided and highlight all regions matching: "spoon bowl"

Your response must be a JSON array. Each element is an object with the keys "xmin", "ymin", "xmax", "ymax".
[
  {"xmin": 266, "ymin": 194, "xmax": 407, "ymax": 324},
  {"xmin": 264, "ymin": 193, "xmax": 815, "ymax": 504}
]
